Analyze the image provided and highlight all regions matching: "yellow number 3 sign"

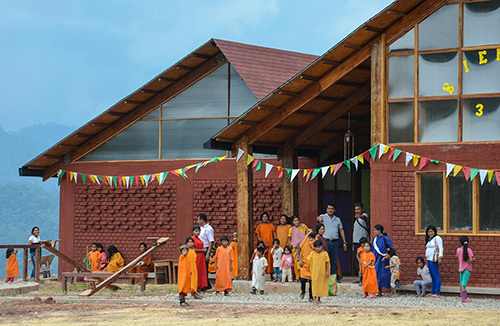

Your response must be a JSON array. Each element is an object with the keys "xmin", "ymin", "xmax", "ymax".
[
  {"xmin": 475, "ymin": 103, "xmax": 484, "ymax": 117},
  {"xmin": 442, "ymin": 83, "xmax": 455, "ymax": 95}
]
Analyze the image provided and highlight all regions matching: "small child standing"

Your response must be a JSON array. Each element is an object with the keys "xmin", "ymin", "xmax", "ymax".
[
  {"xmin": 178, "ymin": 244, "xmax": 191, "ymax": 307},
  {"xmin": 414, "ymin": 256, "xmax": 432, "ymax": 297},
  {"xmin": 271, "ymin": 239, "xmax": 283, "ymax": 282},
  {"xmin": 88, "ymin": 243, "xmax": 102, "ymax": 272},
  {"xmin": 457, "ymin": 236, "xmax": 475, "ymax": 303},
  {"xmin": 279, "ymin": 246, "xmax": 294, "ymax": 283},
  {"xmin": 251, "ymin": 247, "xmax": 268, "ymax": 295},
  {"xmin": 5, "ymin": 248, "xmax": 19, "ymax": 283},
  {"xmin": 214, "ymin": 236, "xmax": 234, "ymax": 296},
  {"xmin": 186, "ymin": 237, "xmax": 202, "ymax": 299},
  {"xmin": 308, "ymin": 240, "xmax": 330, "ymax": 304},
  {"xmin": 361, "ymin": 241, "xmax": 378, "ymax": 298},
  {"xmin": 208, "ymin": 248, "xmax": 216, "ymax": 274},
  {"xmin": 384, "ymin": 248, "xmax": 400, "ymax": 297},
  {"xmin": 356, "ymin": 237, "xmax": 368, "ymax": 286}
]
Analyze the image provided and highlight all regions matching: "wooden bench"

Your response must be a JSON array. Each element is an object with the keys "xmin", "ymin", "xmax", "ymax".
[
  {"xmin": 28, "ymin": 254, "xmax": 55, "ymax": 278},
  {"xmin": 61, "ymin": 272, "xmax": 147, "ymax": 296}
]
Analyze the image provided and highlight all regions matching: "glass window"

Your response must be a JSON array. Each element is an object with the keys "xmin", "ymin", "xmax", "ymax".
[
  {"xmin": 161, "ymin": 63, "xmax": 229, "ymax": 119},
  {"xmin": 419, "ymin": 52, "xmax": 458, "ymax": 97},
  {"xmin": 229, "ymin": 65, "xmax": 258, "ymax": 116},
  {"xmin": 161, "ymin": 119, "xmax": 227, "ymax": 159},
  {"xmin": 479, "ymin": 176, "xmax": 500, "ymax": 231},
  {"xmin": 420, "ymin": 174, "xmax": 444, "ymax": 230},
  {"xmin": 463, "ymin": 97, "xmax": 500, "ymax": 141},
  {"xmin": 389, "ymin": 29, "xmax": 414, "ymax": 53},
  {"xmin": 388, "ymin": 55, "xmax": 414, "ymax": 98},
  {"xmin": 463, "ymin": 50, "xmax": 500, "ymax": 95},
  {"xmin": 464, "ymin": 0, "xmax": 500, "ymax": 47},
  {"xmin": 141, "ymin": 107, "xmax": 160, "ymax": 120},
  {"xmin": 449, "ymin": 175, "xmax": 473, "ymax": 231},
  {"xmin": 418, "ymin": 100, "xmax": 458, "ymax": 142},
  {"xmin": 419, "ymin": 4, "xmax": 459, "ymax": 50},
  {"xmin": 79, "ymin": 120, "xmax": 159, "ymax": 161},
  {"xmin": 388, "ymin": 102, "xmax": 414, "ymax": 143}
]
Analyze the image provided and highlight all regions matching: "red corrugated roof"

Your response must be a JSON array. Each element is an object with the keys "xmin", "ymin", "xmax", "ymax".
[{"xmin": 214, "ymin": 39, "xmax": 318, "ymax": 100}]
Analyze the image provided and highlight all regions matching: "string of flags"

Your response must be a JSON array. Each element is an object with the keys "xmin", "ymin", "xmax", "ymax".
[
  {"xmin": 58, "ymin": 143, "xmax": 500, "ymax": 188},
  {"xmin": 57, "ymin": 155, "xmax": 227, "ymax": 187},
  {"xmin": 236, "ymin": 143, "xmax": 500, "ymax": 186}
]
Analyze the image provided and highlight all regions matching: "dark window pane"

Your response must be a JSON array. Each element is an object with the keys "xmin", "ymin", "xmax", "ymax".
[
  {"xmin": 419, "ymin": 4, "xmax": 459, "ymax": 50},
  {"xmin": 418, "ymin": 100, "xmax": 458, "ymax": 142},
  {"xmin": 388, "ymin": 55, "xmax": 414, "ymax": 98},
  {"xmin": 419, "ymin": 52, "xmax": 458, "ymax": 97},
  {"xmin": 388, "ymin": 102, "xmax": 414, "ymax": 143},
  {"xmin": 463, "ymin": 97, "xmax": 500, "ymax": 141},
  {"xmin": 140, "ymin": 108, "xmax": 160, "ymax": 120},
  {"xmin": 464, "ymin": 0, "xmax": 500, "ymax": 46},
  {"xmin": 463, "ymin": 50, "xmax": 500, "ymax": 95},
  {"xmin": 449, "ymin": 175, "xmax": 473, "ymax": 231},
  {"xmin": 479, "ymin": 176, "xmax": 500, "ymax": 231},
  {"xmin": 229, "ymin": 65, "xmax": 258, "ymax": 116},
  {"xmin": 420, "ymin": 174, "xmax": 444, "ymax": 231},
  {"xmin": 389, "ymin": 29, "xmax": 414, "ymax": 53}
]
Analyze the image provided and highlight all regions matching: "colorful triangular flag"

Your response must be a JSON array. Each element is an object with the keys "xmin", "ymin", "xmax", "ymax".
[
  {"xmin": 446, "ymin": 163, "xmax": 455, "ymax": 177},
  {"xmin": 405, "ymin": 152, "xmax": 413, "ymax": 167},
  {"xmin": 418, "ymin": 157, "xmax": 430, "ymax": 171},
  {"xmin": 368, "ymin": 145, "xmax": 379, "ymax": 161},
  {"xmin": 291, "ymin": 169, "xmax": 300, "ymax": 182},
  {"xmin": 470, "ymin": 168, "xmax": 479, "ymax": 181},
  {"xmin": 393, "ymin": 148, "xmax": 402, "ymax": 162},
  {"xmin": 321, "ymin": 166, "xmax": 329, "ymax": 178},
  {"xmin": 479, "ymin": 169, "xmax": 488, "ymax": 185},
  {"xmin": 265, "ymin": 163, "xmax": 273, "ymax": 178},
  {"xmin": 462, "ymin": 167, "xmax": 471, "ymax": 181},
  {"xmin": 453, "ymin": 165, "xmax": 462, "ymax": 177},
  {"xmin": 236, "ymin": 148, "xmax": 244, "ymax": 162}
]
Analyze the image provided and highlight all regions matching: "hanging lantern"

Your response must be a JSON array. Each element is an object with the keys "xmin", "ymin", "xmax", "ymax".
[{"xmin": 344, "ymin": 113, "xmax": 354, "ymax": 160}]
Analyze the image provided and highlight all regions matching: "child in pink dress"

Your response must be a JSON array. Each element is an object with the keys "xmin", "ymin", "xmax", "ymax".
[
  {"xmin": 279, "ymin": 246, "xmax": 294, "ymax": 283},
  {"xmin": 456, "ymin": 236, "xmax": 475, "ymax": 303}
]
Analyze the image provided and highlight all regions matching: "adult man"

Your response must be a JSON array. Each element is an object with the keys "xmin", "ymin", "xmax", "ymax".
[
  {"xmin": 352, "ymin": 202, "xmax": 370, "ymax": 284},
  {"xmin": 317, "ymin": 203, "xmax": 347, "ymax": 276},
  {"xmin": 197, "ymin": 213, "xmax": 214, "ymax": 291}
]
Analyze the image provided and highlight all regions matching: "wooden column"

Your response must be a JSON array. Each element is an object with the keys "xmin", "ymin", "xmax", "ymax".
[
  {"xmin": 370, "ymin": 34, "xmax": 387, "ymax": 146},
  {"xmin": 234, "ymin": 137, "xmax": 253, "ymax": 280},
  {"xmin": 281, "ymin": 140, "xmax": 298, "ymax": 217}
]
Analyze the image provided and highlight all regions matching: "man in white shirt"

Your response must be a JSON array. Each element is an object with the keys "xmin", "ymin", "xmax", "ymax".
[
  {"xmin": 352, "ymin": 202, "xmax": 369, "ymax": 284},
  {"xmin": 198, "ymin": 213, "xmax": 214, "ymax": 291}
]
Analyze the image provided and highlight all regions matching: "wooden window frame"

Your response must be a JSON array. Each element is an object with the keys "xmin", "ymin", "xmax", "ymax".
[
  {"xmin": 387, "ymin": 1, "xmax": 500, "ymax": 145},
  {"xmin": 415, "ymin": 171, "xmax": 500, "ymax": 236}
]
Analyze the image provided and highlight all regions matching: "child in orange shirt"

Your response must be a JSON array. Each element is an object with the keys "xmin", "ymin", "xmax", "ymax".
[
  {"xmin": 178, "ymin": 245, "xmax": 191, "ymax": 307},
  {"xmin": 356, "ymin": 237, "xmax": 368, "ymax": 286},
  {"xmin": 88, "ymin": 243, "xmax": 102, "ymax": 272},
  {"xmin": 208, "ymin": 249, "xmax": 216, "ymax": 274},
  {"xmin": 5, "ymin": 248, "xmax": 19, "ymax": 283},
  {"xmin": 361, "ymin": 241, "xmax": 379, "ymax": 299}
]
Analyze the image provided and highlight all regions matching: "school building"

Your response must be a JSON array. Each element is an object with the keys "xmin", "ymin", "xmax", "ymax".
[{"xmin": 22, "ymin": 0, "xmax": 500, "ymax": 288}]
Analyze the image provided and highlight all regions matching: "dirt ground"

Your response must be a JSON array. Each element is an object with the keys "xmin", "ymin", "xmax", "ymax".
[{"xmin": 1, "ymin": 298, "xmax": 499, "ymax": 326}]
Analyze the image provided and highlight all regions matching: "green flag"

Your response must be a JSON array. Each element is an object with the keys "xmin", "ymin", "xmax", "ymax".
[
  {"xmin": 344, "ymin": 160, "xmax": 351, "ymax": 172},
  {"xmin": 430, "ymin": 159, "xmax": 440, "ymax": 164},
  {"xmin": 195, "ymin": 162, "xmax": 203, "ymax": 173},
  {"xmin": 470, "ymin": 168, "xmax": 479, "ymax": 181},
  {"xmin": 311, "ymin": 168, "xmax": 321, "ymax": 180},
  {"xmin": 393, "ymin": 148, "xmax": 402, "ymax": 161},
  {"xmin": 113, "ymin": 176, "xmax": 118, "ymax": 188},
  {"xmin": 58, "ymin": 170, "xmax": 66, "ymax": 186},
  {"xmin": 82, "ymin": 174, "xmax": 86, "ymax": 184},
  {"xmin": 368, "ymin": 145, "xmax": 379, "ymax": 161},
  {"xmin": 255, "ymin": 160, "xmax": 264, "ymax": 172}
]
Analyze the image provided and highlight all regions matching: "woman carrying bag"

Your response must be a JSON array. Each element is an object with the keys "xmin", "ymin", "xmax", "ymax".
[{"xmin": 425, "ymin": 225, "xmax": 443, "ymax": 298}]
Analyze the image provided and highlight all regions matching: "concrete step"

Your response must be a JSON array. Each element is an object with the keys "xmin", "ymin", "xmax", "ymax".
[{"xmin": 0, "ymin": 281, "xmax": 39, "ymax": 296}]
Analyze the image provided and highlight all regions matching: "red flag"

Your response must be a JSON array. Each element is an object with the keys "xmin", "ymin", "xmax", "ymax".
[
  {"xmin": 388, "ymin": 147, "xmax": 395, "ymax": 160},
  {"xmin": 333, "ymin": 163, "xmax": 342, "ymax": 176},
  {"xmin": 462, "ymin": 166, "xmax": 471, "ymax": 181},
  {"xmin": 305, "ymin": 170, "xmax": 313, "ymax": 182},
  {"xmin": 252, "ymin": 159, "xmax": 260, "ymax": 169},
  {"xmin": 135, "ymin": 176, "xmax": 139, "ymax": 186},
  {"xmin": 362, "ymin": 151, "xmax": 371, "ymax": 163},
  {"xmin": 151, "ymin": 174, "xmax": 156, "ymax": 182},
  {"xmin": 276, "ymin": 167, "xmax": 284, "ymax": 179},
  {"xmin": 496, "ymin": 172, "xmax": 500, "ymax": 186},
  {"xmin": 418, "ymin": 157, "xmax": 430, "ymax": 171},
  {"xmin": 118, "ymin": 177, "xmax": 123, "ymax": 187}
]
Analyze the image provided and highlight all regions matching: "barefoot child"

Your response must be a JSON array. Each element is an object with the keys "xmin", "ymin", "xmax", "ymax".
[
  {"xmin": 215, "ymin": 236, "xmax": 234, "ymax": 296},
  {"xmin": 271, "ymin": 239, "xmax": 283, "ymax": 282},
  {"xmin": 178, "ymin": 245, "xmax": 191, "ymax": 307},
  {"xmin": 414, "ymin": 257, "xmax": 432, "ymax": 297},
  {"xmin": 251, "ymin": 247, "xmax": 268, "ymax": 295},
  {"xmin": 308, "ymin": 240, "xmax": 330, "ymax": 304},
  {"xmin": 384, "ymin": 248, "xmax": 400, "ymax": 297},
  {"xmin": 361, "ymin": 242, "xmax": 378, "ymax": 299},
  {"xmin": 5, "ymin": 248, "xmax": 19, "ymax": 283},
  {"xmin": 279, "ymin": 246, "xmax": 294, "ymax": 283},
  {"xmin": 457, "ymin": 236, "xmax": 475, "ymax": 303}
]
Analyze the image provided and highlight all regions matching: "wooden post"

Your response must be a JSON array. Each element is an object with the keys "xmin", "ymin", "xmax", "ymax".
[
  {"xmin": 282, "ymin": 140, "xmax": 298, "ymax": 217},
  {"xmin": 35, "ymin": 247, "xmax": 41, "ymax": 283},
  {"xmin": 371, "ymin": 34, "xmax": 387, "ymax": 146},
  {"xmin": 23, "ymin": 249, "xmax": 28, "ymax": 281},
  {"xmin": 234, "ymin": 137, "xmax": 253, "ymax": 280}
]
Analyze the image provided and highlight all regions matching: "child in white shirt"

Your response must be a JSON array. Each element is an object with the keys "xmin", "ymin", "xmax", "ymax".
[{"xmin": 271, "ymin": 239, "xmax": 283, "ymax": 282}]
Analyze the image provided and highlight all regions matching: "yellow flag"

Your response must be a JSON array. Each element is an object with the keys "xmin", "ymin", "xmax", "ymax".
[
  {"xmin": 383, "ymin": 145, "xmax": 390, "ymax": 155},
  {"xmin": 69, "ymin": 172, "xmax": 74, "ymax": 181},
  {"xmin": 453, "ymin": 165, "xmax": 462, "ymax": 177},
  {"xmin": 90, "ymin": 175, "xmax": 96, "ymax": 183},
  {"xmin": 330, "ymin": 165, "xmax": 335, "ymax": 174},
  {"xmin": 140, "ymin": 175, "xmax": 145, "ymax": 185},
  {"xmin": 303, "ymin": 169, "xmax": 308, "ymax": 177},
  {"xmin": 122, "ymin": 177, "xmax": 126, "ymax": 185},
  {"xmin": 413, "ymin": 154, "xmax": 420, "ymax": 167},
  {"xmin": 357, "ymin": 154, "xmax": 364, "ymax": 165},
  {"xmin": 247, "ymin": 155, "xmax": 254, "ymax": 166},
  {"xmin": 217, "ymin": 155, "xmax": 227, "ymax": 161},
  {"xmin": 488, "ymin": 170, "xmax": 494, "ymax": 182}
]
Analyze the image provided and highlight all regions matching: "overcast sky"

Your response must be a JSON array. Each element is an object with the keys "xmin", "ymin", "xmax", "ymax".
[{"xmin": 0, "ymin": 0, "xmax": 392, "ymax": 131}]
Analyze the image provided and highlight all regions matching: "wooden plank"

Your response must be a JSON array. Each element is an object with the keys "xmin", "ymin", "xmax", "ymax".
[
  {"xmin": 294, "ymin": 85, "xmax": 370, "ymax": 147},
  {"xmin": 41, "ymin": 243, "xmax": 90, "ymax": 272},
  {"xmin": 281, "ymin": 140, "xmax": 298, "ymax": 217},
  {"xmin": 35, "ymin": 248, "xmax": 41, "ymax": 283},
  {"xmin": 234, "ymin": 138, "xmax": 253, "ymax": 280},
  {"xmin": 23, "ymin": 249, "xmax": 28, "ymax": 281},
  {"xmin": 79, "ymin": 237, "xmax": 168, "ymax": 296},
  {"xmin": 371, "ymin": 34, "xmax": 387, "ymax": 145},
  {"xmin": 42, "ymin": 55, "xmax": 227, "ymax": 180}
]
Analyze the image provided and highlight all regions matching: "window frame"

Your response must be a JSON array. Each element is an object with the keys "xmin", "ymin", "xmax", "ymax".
[
  {"xmin": 415, "ymin": 171, "xmax": 500, "ymax": 236},
  {"xmin": 387, "ymin": 1, "xmax": 500, "ymax": 145}
]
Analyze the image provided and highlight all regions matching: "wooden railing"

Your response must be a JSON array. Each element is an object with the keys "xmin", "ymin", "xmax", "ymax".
[{"xmin": 0, "ymin": 245, "xmax": 41, "ymax": 282}]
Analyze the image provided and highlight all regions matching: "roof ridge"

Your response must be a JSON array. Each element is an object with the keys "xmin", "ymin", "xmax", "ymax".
[{"xmin": 213, "ymin": 38, "xmax": 318, "ymax": 58}]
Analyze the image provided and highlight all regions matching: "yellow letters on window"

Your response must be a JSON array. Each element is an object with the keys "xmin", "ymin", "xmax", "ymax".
[
  {"xmin": 442, "ymin": 83, "xmax": 455, "ymax": 95},
  {"xmin": 463, "ymin": 60, "xmax": 470, "ymax": 73},
  {"xmin": 475, "ymin": 104, "xmax": 484, "ymax": 117},
  {"xmin": 478, "ymin": 50, "xmax": 488, "ymax": 65},
  {"xmin": 497, "ymin": 48, "xmax": 500, "ymax": 61}
]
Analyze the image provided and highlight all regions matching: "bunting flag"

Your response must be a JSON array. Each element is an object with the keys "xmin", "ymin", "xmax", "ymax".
[
  {"xmin": 329, "ymin": 164, "xmax": 335, "ymax": 174},
  {"xmin": 462, "ymin": 166, "xmax": 471, "ymax": 181},
  {"xmin": 321, "ymin": 166, "xmax": 329, "ymax": 178},
  {"xmin": 368, "ymin": 145, "xmax": 378, "ymax": 161},
  {"xmin": 90, "ymin": 174, "xmax": 96, "ymax": 184},
  {"xmin": 160, "ymin": 172, "xmax": 168, "ymax": 185},
  {"xmin": 496, "ymin": 172, "xmax": 500, "ymax": 186},
  {"xmin": 291, "ymin": 169, "xmax": 300, "ymax": 182},
  {"xmin": 351, "ymin": 157, "xmax": 359, "ymax": 171},
  {"xmin": 405, "ymin": 152, "xmax": 413, "ymax": 167},
  {"xmin": 285, "ymin": 168, "xmax": 292, "ymax": 179},
  {"xmin": 344, "ymin": 160, "xmax": 351, "ymax": 172},
  {"xmin": 276, "ymin": 167, "xmax": 284, "ymax": 179},
  {"xmin": 195, "ymin": 162, "xmax": 203, "ymax": 173},
  {"xmin": 413, "ymin": 154, "xmax": 420, "ymax": 167},
  {"xmin": 446, "ymin": 163, "xmax": 455, "ymax": 177},
  {"xmin": 488, "ymin": 170, "xmax": 494, "ymax": 183},
  {"xmin": 305, "ymin": 169, "xmax": 313, "ymax": 182},
  {"xmin": 252, "ymin": 159, "xmax": 260, "ymax": 169},
  {"xmin": 418, "ymin": 157, "xmax": 430, "ymax": 171},
  {"xmin": 311, "ymin": 168, "xmax": 321, "ymax": 180},
  {"xmin": 247, "ymin": 155, "xmax": 254, "ymax": 166},
  {"xmin": 264, "ymin": 163, "xmax": 273, "ymax": 178},
  {"xmin": 357, "ymin": 154, "xmax": 364, "ymax": 165},
  {"xmin": 118, "ymin": 177, "xmax": 123, "ymax": 187},
  {"xmin": 470, "ymin": 168, "xmax": 479, "ymax": 181},
  {"xmin": 453, "ymin": 165, "xmax": 462, "ymax": 177},
  {"xmin": 143, "ymin": 174, "xmax": 151, "ymax": 187},
  {"xmin": 236, "ymin": 148, "xmax": 245, "ymax": 162},
  {"xmin": 125, "ymin": 176, "xmax": 130, "ymax": 188},
  {"xmin": 74, "ymin": 172, "xmax": 79, "ymax": 184},
  {"xmin": 393, "ymin": 148, "xmax": 402, "ymax": 162},
  {"xmin": 479, "ymin": 169, "xmax": 488, "ymax": 185},
  {"xmin": 378, "ymin": 144, "xmax": 387, "ymax": 159},
  {"xmin": 333, "ymin": 163, "xmax": 342, "ymax": 176}
]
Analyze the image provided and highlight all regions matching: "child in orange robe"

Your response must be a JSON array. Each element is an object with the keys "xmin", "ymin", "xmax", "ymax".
[
  {"xmin": 129, "ymin": 242, "xmax": 153, "ymax": 284},
  {"xmin": 276, "ymin": 214, "xmax": 291, "ymax": 249},
  {"xmin": 297, "ymin": 232, "xmax": 316, "ymax": 301},
  {"xmin": 230, "ymin": 232, "xmax": 238, "ymax": 278},
  {"xmin": 208, "ymin": 249, "xmax": 216, "ymax": 274},
  {"xmin": 255, "ymin": 212, "xmax": 276, "ymax": 277},
  {"xmin": 5, "ymin": 248, "xmax": 19, "ymax": 282},
  {"xmin": 215, "ymin": 236, "xmax": 234, "ymax": 295},
  {"xmin": 361, "ymin": 242, "xmax": 379, "ymax": 298},
  {"xmin": 186, "ymin": 237, "xmax": 203, "ymax": 299},
  {"xmin": 88, "ymin": 243, "xmax": 102, "ymax": 272},
  {"xmin": 178, "ymin": 245, "xmax": 191, "ymax": 307},
  {"xmin": 356, "ymin": 237, "xmax": 369, "ymax": 285},
  {"xmin": 105, "ymin": 245, "xmax": 124, "ymax": 273}
]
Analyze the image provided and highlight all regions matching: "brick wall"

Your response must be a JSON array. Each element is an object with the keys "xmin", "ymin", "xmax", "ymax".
[
  {"xmin": 391, "ymin": 171, "xmax": 499, "ymax": 288},
  {"xmin": 73, "ymin": 182, "xmax": 178, "ymax": 264}
]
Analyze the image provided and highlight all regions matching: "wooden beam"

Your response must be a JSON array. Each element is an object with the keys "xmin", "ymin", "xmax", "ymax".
[
  {"xmin": 58, "ymin": 144, "xmax": 78, "ymax": 148},
  {"xmin": 321, "ymin": 60, "xmax": 371, "ymax": 72},
  {"xmin": 243, "ymin": 0, "xmax": 446, "ymax": 146},
  {"xmin": 157, "ymin": 77, "xmax": 178, "ymax": 83},
  {"xmin": 371, "ymin": 34, "xmax": 387, "ymax": 145},
  {"xmin": 107, "ymin": 112, "xmax": 127, "ymax": 117},
  {"xmin": 365, "ymin": 26, "xmax": 385, "ymax": 33},
  {"xmin": 300, "ymin": 75, "xmax": 320, "ymax": 82},
  {"xmin": 76, "ymin": 133, "xmax": 93, "ymax": 138},
  {"xmin": 43, "ymin": 155, "xmax": 64, "ymax": 160},
  {"xmin": 141, "ymin": 89, "xmax": 160, "ymax": 95},
  {"xmin": 234, "ymin": 138, "xmax": 253, "ymax": 280},
  {"xmin": 257, "ymin": 105, "xmax": 279, "ymax": 112},
  {"xmin": 176, "ymin": 65, "xmax": 194, "ymax": 71},
  {"xmin": 42, "ymin": 55, "xmax": 227, "ymax": 180},
  {"xmin": 91, "ymin": 123, "xmax": 109, "ymax": 128},
  {"xmin": 294, "ymin": 85, "xmax": 370, "ymax": 147},
  {"xmin": 281, "ymin": 140, "xmax": 298, "ymax": 217},
  {"xmin": 343, "ymin": 44, "xmax": 363, "ymax": 50},
  {"xmin": 124, "ymin": 100, "xmax": 144, "ymax": 106},
  {"xmin": 315, "ymin": 96, "xmax": 343, "ymax": 102},
  {"xmin": 193, "ymin": 53, "xmax": 212, "ymax": 59},
  {"xmin": 336, "ymin": 81, "xmax": 366, "ymax": 88},
  {"xmin": 279, "ymin": 90, "xmax": 299, "ymax": 97},
  {"xmin": 387, "ymin": 10, "xmax": 407, "ymax": 16}
]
